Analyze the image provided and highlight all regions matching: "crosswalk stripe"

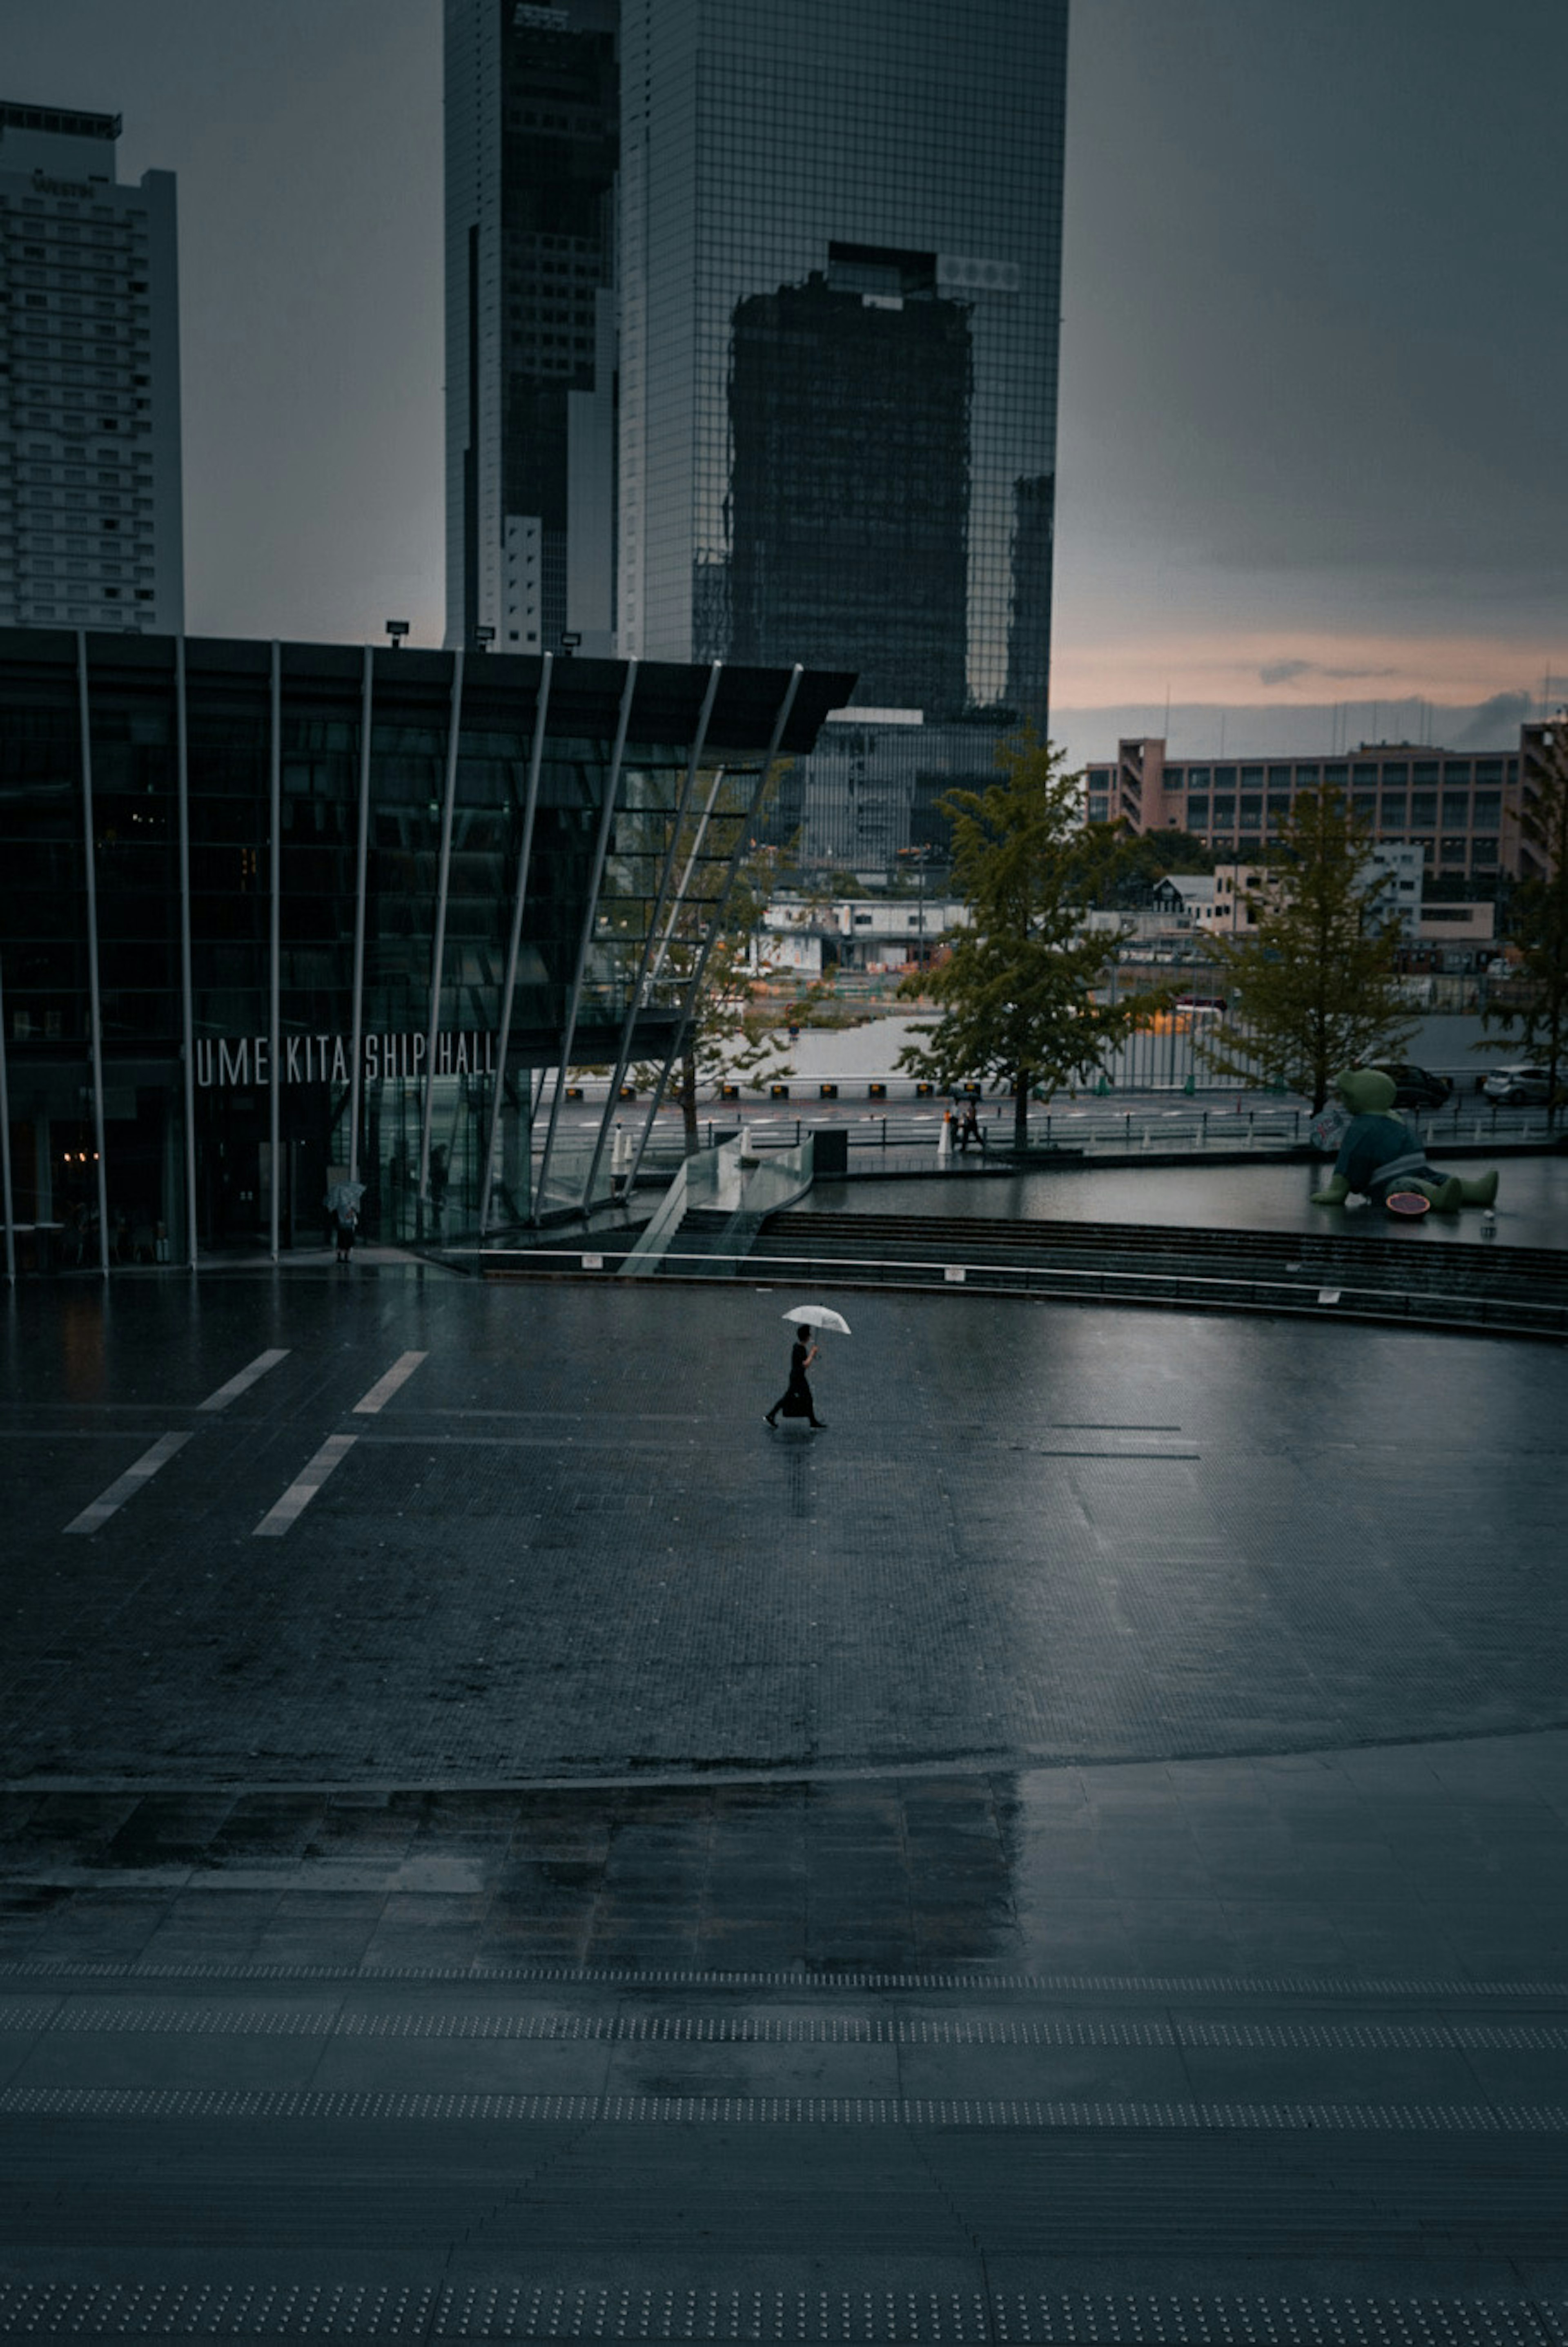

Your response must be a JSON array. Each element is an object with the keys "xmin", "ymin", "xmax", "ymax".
[
  {"xmin": 352, "ymin": 1352, "xmax": 428, "ymax": 1415},
  {"xmin": 63, "ymin": 1432, "xmax": 194, "ymax": 1535},
  {"xmin": 253, "ymin": 1435, "xmax": 357, "ymax": 1537},
  {"xmin": 198, "ymin": 1349, "xmax": 290, "ymax": 1412}
]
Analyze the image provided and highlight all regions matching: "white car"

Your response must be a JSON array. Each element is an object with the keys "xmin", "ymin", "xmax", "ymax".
[{"xmin": 1482, "ymin": 1064, "xmax": 1557, "ymax": 1105}]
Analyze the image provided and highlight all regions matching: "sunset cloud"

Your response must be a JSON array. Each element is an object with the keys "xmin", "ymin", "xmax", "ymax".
[{"xmin": 1048, "ymin": 630, "xmax": 1566, "ymax": 713}]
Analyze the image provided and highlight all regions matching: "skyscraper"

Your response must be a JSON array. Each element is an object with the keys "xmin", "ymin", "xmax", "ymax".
[
  {"xmin": 0, "ymin": 99, "xmax": 183, "ymax": 633},
  {"xmin": 620, "ymin": 0, "xmax": 1067, "ymax": 727},
  {"xmin": 445, "ymin": 0, "xmax": 619, "ymax": 658},
  {"xmin": 446, "ymin": 0, "xmax": 1068, "ymax": 731}
]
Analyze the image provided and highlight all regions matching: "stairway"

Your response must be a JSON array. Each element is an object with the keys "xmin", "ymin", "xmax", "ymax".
[{"xmin": 755, "ymin": 1210, "xmax": 1568, "ymax": 1337}]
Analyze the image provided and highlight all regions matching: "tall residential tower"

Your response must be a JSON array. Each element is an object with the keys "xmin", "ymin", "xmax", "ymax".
[
  {"xmin": 446, "ymin": 0, "xmax": 1068, "ymax": 731},
  {"xmin": 0, "ymin": 99, "xmax": 183, "ymax": 633}
]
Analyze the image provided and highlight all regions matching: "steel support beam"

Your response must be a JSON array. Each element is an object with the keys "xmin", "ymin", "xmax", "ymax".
[
  {"xmin": 174, "ymin": 636, "xmax": 198, "ymax": 1270},
  {"xmin": 347, "ymin": 644, "xmax": 374, "ymax": 1188},
  {"xmin": 628, "ymin": 666, "xmax": 801, "ymax": 1190},
  {"xmin": 268, "ymin": 641, "xmax": 281, "ymax": 1262},
  {"xmin": 534, "ymin": 658, "xmax": 638, "ymax": 1214},
  {"xmin": 76, "ymin": 632, "xmax": 111, "ymax": 1277},
  {"xmin": 419, "ymin": 646, "xmax": 466, "ymax": 1218},
  {"xmin": 582, "ymin": 660, "xmax": 722, "ymax": 1209},
  {"xmin": 478, "ymin": 652, "xmax": 553, "ymax": 1235},
  {"xmin": 0, "ymin": 955, "xmax": 14, "ymax": 1285}
]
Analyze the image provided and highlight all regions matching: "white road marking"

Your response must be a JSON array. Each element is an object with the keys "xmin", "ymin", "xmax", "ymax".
[
  {"xmin": 197, "ymin": 1348, "xmax": 290, "ymax": 1413},
  {"xmin": 253, "ymin": 1434, "xmax": 358, "ymax": 1537},
  {"xmin": 64, "ymin": 1432, "xmax": 194, "ymax": 1535},
  {"xmin": 352, "ymin": 1351, "xmax": 428, "ymax": 1416}
]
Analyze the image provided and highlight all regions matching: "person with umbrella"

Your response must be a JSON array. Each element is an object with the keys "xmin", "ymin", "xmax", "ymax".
[
  {"xmin": 325, "ymin": 1179, "xmax": 365, "ymax": 1265},
  {"xmin": 765, "ymin": 1304, "xmax": 849, "ymax": 1431}
]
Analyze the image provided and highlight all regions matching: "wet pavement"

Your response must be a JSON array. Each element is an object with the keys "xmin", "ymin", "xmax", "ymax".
[{"xmin": 2, "ymin": 1273, "xmax": 1568, "ymax": 2322}]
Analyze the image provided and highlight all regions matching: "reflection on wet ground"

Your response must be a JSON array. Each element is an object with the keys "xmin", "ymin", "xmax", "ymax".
[
  {"xmin": 6, "ymin": 1734, "xmax": 1568, "ymax": 1986},
  {"xmin": 5, "ymin": 1278, "xmax": 1568, "ymax": 2307}
]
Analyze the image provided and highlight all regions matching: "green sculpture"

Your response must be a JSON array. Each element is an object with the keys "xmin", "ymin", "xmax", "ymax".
[{"xmin": 1311, "ymin": 1067, "xmax": 1499, "ymax": 1214}]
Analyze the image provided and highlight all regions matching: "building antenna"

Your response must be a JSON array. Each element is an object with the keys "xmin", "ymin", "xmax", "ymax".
[
  {"xmin": 1218, "ymin": 709, "xmax": 1225, "ymax": 758},
  {"xmin": 1163, "ymin": 679, "xmax": 1171, "ymax": 739}
]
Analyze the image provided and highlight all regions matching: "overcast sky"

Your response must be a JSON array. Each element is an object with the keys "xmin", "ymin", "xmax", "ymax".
[{"xmin": 4, "ymin": 0, "xmax": 1564, "ymax": 760}]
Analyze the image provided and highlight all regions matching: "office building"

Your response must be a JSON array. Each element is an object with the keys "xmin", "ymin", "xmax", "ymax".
[
  {"xmin": 445, "ymin": 0, "xmax": 1068, "ymax": 733},
  {"xmin": 757, "ymin": 708, "xmax": 1010, "ymax": 873},
  {"xmin": 1087, "ymin": 737, "xmax": 1531, "ymax": 887},
  {"xmin": 0, "ymin": 628, "xmax": 848, "ymax": 1266},
  {"xmin": 445, "ymin": 0, "xmax": 619, "ymax": 658},
  {"xmin": 0, "ymin": 98, "xmax": 183, "ymax": 633}
]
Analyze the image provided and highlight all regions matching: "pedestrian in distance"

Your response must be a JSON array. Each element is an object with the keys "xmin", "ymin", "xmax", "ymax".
[
  {"xmin": 765, "ymin": 1327, "xmax": 826, "ymax": 1430},
  {"xmin": 960, "ymin": 1100, "xmax": 981, "ymax": 1153},
  {"xmin": 334, "ymin": 1202, "xmax": 358, "ymax": 1264}
]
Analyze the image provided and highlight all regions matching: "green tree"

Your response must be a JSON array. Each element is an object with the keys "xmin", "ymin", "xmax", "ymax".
[
  {"xmin": 1089, "ymin": 825, "xmax": 1216, "ymax": 908},
  {"xmin": 895, "ymin": 730, "xmax": 1167, "ymax": 1148},
  {"xmin": 1195, "ymin": 787, "xmax": 1414, "ymax": 1111},
  {"xmin": 1480, "ymin": 721, "xmax": 1568, "ymax": 1110}
]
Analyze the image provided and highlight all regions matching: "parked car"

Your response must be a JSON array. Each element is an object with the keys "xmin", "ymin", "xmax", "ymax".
[
  {"xmin": 1370, "ymin": 1063, "xmax": 1454, "ymax": 1110},
  {"xmin": 1482, "ymin": 1064, "xmax": 1558, "ymax": 1105}
]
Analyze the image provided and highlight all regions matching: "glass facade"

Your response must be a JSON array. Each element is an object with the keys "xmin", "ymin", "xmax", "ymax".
[
  {"xmin": 618, "ymin": 0, "xmax": 1067, "ymax": 726},
  {"xmin": 446, "ymin": 0, "xmax": 621, "ymax": 659},
  {"xmin": 0, "ymin": 629, "xmax": 848, "ymax": 1266},
  {"xmin": 448, "ymin": 1, "xmax": 1067, "ymax": 722}
]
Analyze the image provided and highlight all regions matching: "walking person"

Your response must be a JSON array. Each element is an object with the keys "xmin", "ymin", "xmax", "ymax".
[
  {"xmin": 960, "ymin": 1100, "xmax": 981, "ymax": 1154},
  {"xmin": 765, "ymin": 1327, "xmax": 827, "ymax": 1430},
  {"xmin": 334, "ymin": 1201, "xmax": 358, "ymax": 1264}
]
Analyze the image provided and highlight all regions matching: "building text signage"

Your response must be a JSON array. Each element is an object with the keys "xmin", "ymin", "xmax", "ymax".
[{"xmin": 194, "ymin": 1031, "xmax": 498, "ymax": 1088}]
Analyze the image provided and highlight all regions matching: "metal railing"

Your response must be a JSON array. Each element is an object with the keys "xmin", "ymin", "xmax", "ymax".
[
  {"xmin": 582, "ymin": 1100, "xmax": 1563, "ymax": 1162},
  {"xmin": 480, "ymin": 1242, "xmax": 1568, "ymax": 1340}
]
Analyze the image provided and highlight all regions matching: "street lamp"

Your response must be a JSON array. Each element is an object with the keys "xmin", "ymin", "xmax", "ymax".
[{"xmin": 385, "ymin": 620, "xmax": 410, "ymax": 650}]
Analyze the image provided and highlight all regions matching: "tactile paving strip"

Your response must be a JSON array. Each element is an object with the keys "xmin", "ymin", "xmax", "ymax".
[
  {"xmin": 3, "ymin": 2085, "xmax": 1566, "ymax": 2128},
  {"xmin": 4, "ymin": 1961, "xmax": 1568, "ymax": 2000},
  {"xmin": 0, "ymin": 2282, "xmax": 1562, "ymax": 2343},
  {"xmin": 5, "ymin": 2005, "xmax": 1568, "ymax": 2053}
]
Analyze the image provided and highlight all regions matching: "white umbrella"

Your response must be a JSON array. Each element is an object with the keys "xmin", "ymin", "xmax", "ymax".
[
  {"xmin": 782, "ymin": 1304, "xmax": 852, "ymax": 1335},
  {"xmin": 325, "ymin": 1179, "xmax": 366, "ymax": 1215}
]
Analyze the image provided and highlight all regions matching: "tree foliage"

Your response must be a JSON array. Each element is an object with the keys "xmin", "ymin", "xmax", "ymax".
[
  {"xmin": 1195, "ymin": 787, "xmax": 1414, "ymax": 1110},
  {"xmin": 1087, "ymin": 825, "xmax": 1216, "ymax": 907},
  {"xmin": 895, "ymin": 731, "xmax": 1167, "ymax": 1147},
  {"xmin": 1480, "ymin": 722, "xmax": 1568, "ymax": 1107}
]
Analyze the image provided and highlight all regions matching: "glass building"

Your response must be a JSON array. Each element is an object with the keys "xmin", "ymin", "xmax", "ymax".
[
  {"xmin": 617, "ymin": 0, "xmax": 1067, "ymax": 726},
  {"xmin": 445, "ymin": 0, "xmax": 620, "ymax": 658},
  {"xmin": 447, "ymin": 0, "xmax": 1068, "ymax": 731},
  {"xmin": 0, "ymin": 627, "xmax": 849, "ymax": 1271}
]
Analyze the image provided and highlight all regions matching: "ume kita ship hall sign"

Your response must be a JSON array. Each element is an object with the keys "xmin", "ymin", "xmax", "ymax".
[{"xmin": 194, "ymin": 1032, "xmax": 498, "ymax": 1088}]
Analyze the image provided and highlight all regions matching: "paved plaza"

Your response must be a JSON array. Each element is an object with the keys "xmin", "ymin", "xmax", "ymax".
[{"xmin": 2, "ymin": 1270, "xmax": 1568, "ymax": 2324}]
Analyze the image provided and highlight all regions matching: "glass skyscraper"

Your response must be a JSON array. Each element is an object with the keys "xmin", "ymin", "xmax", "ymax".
[
  {"xmin": 446, "ymin": 0, "xmax": 620, "ymax": 659},
  {"xmin": 448, "ymin": 0, "xmax": 1068, "ymax": 730}
]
